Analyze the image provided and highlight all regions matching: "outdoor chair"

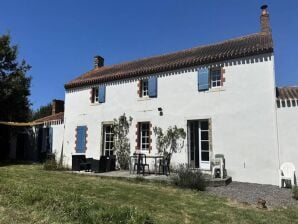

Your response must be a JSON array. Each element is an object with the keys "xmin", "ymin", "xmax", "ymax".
[
  {"xmin": 134, "ymin": 153, "xmax": 150, "ymax": 175},
  {"xmin": 159, "ymin": 153, "xmax": 171, "ymax": 176},
  {"xmin": 279, "ymin": 162, "xmax": 296, "ymax": 188},
  {"xmin": 80, "ymin": 158, "xmax": 93, "ymax": 172}
]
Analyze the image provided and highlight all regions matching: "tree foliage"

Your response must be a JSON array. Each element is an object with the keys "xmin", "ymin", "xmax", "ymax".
[
  {"xmin": 31, "ymin": 103, "xmax": 52, "ymax": 121},
  {"xmin": 153, "ymin": 126, "xmax": 186, "ymax": 156},
  {"xmin": 113, "ymin": 113, "xmax": 132, "ymax": 170},
  {"xmin": 0, "ymin": 34, "xmax": 31, "ymax": 122}
]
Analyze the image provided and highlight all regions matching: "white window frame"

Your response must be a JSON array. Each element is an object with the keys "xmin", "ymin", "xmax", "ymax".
[
  {"xmin": 94, "ymin": 88, "xmax": 99, "ymax": 103},
  {"xmin": 140, "ymin": 122, "xmax": 150, "ymax": 151},
  {"xmin": 210, "ymin": 69, "xmax": 221, "ymax": 88},
  {"xmin": 142, "ymin": 79, "xmax": 149, "ymax": 97},
  {"xmin": 103, "ymin": 124, "xmax": 114, "ymax": 156}
]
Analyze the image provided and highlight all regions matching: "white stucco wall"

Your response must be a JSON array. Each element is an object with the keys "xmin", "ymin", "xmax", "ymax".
[
  {"xmin": 61, "ymin": 53, "xmax": 280, "ymax": 185},
  {"xmin": 277, "ymin": 102, "xmax": 298, "ymax": 179},
  {"xmin": 51, "ymin": 124, "xmax": 65, "ymax": 161}
]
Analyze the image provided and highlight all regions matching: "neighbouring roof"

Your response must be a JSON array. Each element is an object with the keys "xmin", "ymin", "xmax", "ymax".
[
  {"xmin": 65, "ymin": 32, "xmax": 273, "ymax": 89},
  {"xmin": 276, "ymin": 87, "xmax": 298, "ymax": 100},
  {"xmin": 33, "ymin": 112, "xmax": 64, "ymax": 123}
]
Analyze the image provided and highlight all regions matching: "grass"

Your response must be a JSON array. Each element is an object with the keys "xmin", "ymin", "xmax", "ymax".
[{"xmin": 0, "ymin": 164, "xmax": 297, "ymax": 224}]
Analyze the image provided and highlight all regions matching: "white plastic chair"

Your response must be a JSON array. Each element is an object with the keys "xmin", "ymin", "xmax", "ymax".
[{"xmin": 279, "ymin": 162, "xmax": 296, "ymax": 188}]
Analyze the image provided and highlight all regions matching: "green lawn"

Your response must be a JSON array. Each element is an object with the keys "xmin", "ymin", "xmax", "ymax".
[{"xmin": 0, "ymin": 164, "xmax": 297, "ymax": 224}]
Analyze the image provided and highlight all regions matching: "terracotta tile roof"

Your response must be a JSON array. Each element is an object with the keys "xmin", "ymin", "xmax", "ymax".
[
  {"xmin": 33, "ymin": 112, "xmax": 64, "ymax": 123},
  {"xmin": 276, "ymin": 87, "xmax": 298, "ymax": 100},
  {"xmin": 65, "ymin": 32, "xmax": 273, "ymax": 89}
]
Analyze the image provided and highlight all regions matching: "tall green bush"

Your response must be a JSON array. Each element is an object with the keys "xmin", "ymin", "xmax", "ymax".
[{"xmin": 113, "ymin": 113, "xmax": 132, "ymax": 170}]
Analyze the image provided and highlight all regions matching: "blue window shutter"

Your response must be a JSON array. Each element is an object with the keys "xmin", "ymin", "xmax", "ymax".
[
  {"xmin": 148, "ymin": 76, "xmax": 157, "ymax": 97},
  {"xmin": 81, "ymin": 126, "xmax": 86, "ymax": 152},
  {"xmin": 76, "ymin": 126, "xmax": 87, "ymax": 153},
  {"xmin": 99, "ymin": 86, "xmax": 106, "ymax": 103},
  {"xmin": 198, "ymin": 68, "xmax": 210, "ymax": 91}
]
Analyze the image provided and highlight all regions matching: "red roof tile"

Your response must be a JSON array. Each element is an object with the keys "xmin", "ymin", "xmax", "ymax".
[
  {"xmin": 276, "ymin": 87, "xmax": 298, "ymax": 100},
  {"xmin": 65, "ymin": 32, "xmax": 273, "ymax": 89},
  {"xmin": 34, "ymin": 112, "xmax": 64, "ymax": 123}
]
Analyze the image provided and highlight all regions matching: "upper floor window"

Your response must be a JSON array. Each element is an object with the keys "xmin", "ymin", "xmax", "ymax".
[
  {"xmin": 138, "ymin": 77, "xmax": 158, "ymax": 98},
  {"xmin": 210, "ymin": 69, "xmax": 221, "ymax": 88},
  {"xmin": 90, "ymin": 86, "xmax": 106, "ymax": 103},
  {"xmin": 141, "ymin": 79, "xmax": 149, "ymax": 97},
  {"xmin": 198, "ymin": 67, "xmax": 224, "ymax": 91}
]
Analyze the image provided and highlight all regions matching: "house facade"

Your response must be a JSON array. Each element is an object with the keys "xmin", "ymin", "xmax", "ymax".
[{"xmin": 57, "ymin": 5, "xmax": 298, "ymax": 186}]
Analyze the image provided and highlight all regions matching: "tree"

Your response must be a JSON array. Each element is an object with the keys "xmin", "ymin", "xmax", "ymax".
[
  {"xmin": 153, "ymin": 126, "xmax": 186, "ymax": 156},
  {"xmin": 31, "ymin": 103, "xmax": 52, "ymax": 121},
  {"xmin": 0, "ymin": 34, "xmax": 31, "ymax": 159},
  {"xmin": 113, "ymin": 113, "xmax": 132, "ymax": 170},
  {"xmin": 0, "ymin": 34, "xmax": 31, "ymax": 122}
]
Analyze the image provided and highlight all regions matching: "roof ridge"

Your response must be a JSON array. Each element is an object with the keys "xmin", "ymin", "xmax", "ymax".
[
  {"xmin": 90, "ymin": 32, "xmax": 268, "ymax": 72},
  {"xmin": 66, "ymin": 32, "xmax": 273, "ymax": 89}
]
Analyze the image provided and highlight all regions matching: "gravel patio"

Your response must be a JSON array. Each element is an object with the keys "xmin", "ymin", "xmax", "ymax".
[{"xmin": 206, "ymin": 181, "xmax": 298, "ymax": 208}]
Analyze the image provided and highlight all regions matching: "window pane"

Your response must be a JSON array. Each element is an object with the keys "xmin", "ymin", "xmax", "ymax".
[
  {"xmin": 201, "ymin": 121, "xmax": 208, "ymax": 130},
  {"xmin": 201, "ymin": 131, "xmax": 209, "ymax": 140},
  {"xmin": 201, "ymin": 141, "xmax": 209, "ymax": 151},
  {"xmin": 201, "ymin": 152, "xmax": 209, "ymax": 161}
]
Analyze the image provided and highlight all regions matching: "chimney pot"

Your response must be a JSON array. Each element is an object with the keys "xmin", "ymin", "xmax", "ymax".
[
  {"xmin": 260, "ymin": 5, "xmax": 271, "ymax": 33},
  {"xmin": 94, "ymin": 55, "xmax": 104, "ymax": 69}
]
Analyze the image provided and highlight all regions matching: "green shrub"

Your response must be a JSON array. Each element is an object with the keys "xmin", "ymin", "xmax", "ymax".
[
  {"xmin": 293, "ymin": 186, "xmax": 298, "ymax": 200},
  {"xmin": 171, "ymin": 165, "xmax": 206, "ymax": 191},
  {"xmin": 43, "ymin": 158, "xmax": 67, "ymax": 171}
]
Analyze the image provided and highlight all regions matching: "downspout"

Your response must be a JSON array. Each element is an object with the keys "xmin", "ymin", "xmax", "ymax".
[{"xmin": 271, "ymin": 55, "xmax": 281, "ymax": 168}]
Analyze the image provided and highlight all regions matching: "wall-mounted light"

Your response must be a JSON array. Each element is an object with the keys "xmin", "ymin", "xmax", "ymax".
[{"xmin": 158, "ymin": 107, "xmax": 163, "ymax": 116}]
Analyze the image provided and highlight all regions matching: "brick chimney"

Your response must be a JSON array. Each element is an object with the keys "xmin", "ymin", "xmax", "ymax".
[
  {"xmin": 52, "ymin": 99, "xmax": 64, "ymax": 115},
  {"xmin": 94, "ymin": 55, "xmax": 104, "ymax": 69},
  {"xmin": 260, "ymin": 5, "xmax": 271, "ymax": 34}
]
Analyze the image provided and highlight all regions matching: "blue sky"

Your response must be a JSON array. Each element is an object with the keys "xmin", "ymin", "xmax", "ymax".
[{"xmin": 0, "ymin": 0, "xmax": 297, "ymax": 110}]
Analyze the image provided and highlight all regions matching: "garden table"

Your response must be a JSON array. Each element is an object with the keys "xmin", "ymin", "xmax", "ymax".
[{"xmin": 129, "ymin": 154, "xmax": 164, "ymax": 175}]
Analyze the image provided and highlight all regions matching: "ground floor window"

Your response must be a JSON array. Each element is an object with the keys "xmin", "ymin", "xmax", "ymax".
[
  {"xmin": 139, "ymin": 122, "xmax": 150, "ymax": 151},
  {"xmin": 103, "ymin": 124, "xmax": 114, "ymax": 156}
]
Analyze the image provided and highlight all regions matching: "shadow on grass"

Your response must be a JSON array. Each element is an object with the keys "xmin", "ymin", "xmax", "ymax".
[{"xmin": 0, "ymin": 160, "xmax": 40, "ymax": 167}]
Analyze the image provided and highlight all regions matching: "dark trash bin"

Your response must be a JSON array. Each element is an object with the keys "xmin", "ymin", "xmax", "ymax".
[
  {"xmin": 99, "ymin": 156, "xmax": 116, "ymax": 172},
  {"xmin": 80, "ymin": 158, "xmax": 93, "ymax": 172},
  {"xmin": 92, "ymin": 159, "xmax": 100, "ymax": 173},
  {"xmin": 72, "ymin": 155, "xmax": 86, "ymax": 171}
]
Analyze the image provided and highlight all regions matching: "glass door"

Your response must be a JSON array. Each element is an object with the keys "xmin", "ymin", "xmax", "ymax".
[{"xmin": 188, "ymin": 120, "xmax": 210, "ymax": 169}]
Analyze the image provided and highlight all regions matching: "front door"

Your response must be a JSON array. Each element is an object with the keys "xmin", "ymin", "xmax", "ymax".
[{"xmin": 188, "ymin": 120, "xmax": 210, "ymax": 170}]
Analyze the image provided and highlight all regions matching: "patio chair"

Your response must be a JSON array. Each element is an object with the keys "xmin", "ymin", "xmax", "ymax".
[
  {"xmin": 136, "ymin": 154, "xmax": 150, "ymax": 175},
  {"xmin": 159, "ymin": 153, "xmax": 171, "ymax": 176},
  {"xmin": 80, "ymin": 158, "xmax": 93, "ymax": 172},
  {"xmin": 279, "ymin": 162, "xmax": 296, "ymax": 188}
]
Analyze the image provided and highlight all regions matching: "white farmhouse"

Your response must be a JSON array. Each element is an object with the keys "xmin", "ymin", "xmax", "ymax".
[{"xmin": 57, "ymin": 5, "xmax": 298, "ymax": 186}]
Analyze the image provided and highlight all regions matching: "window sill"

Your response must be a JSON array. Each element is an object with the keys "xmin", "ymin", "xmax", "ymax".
[
  {"xmin": 72, "ymin": 152, "xmax": 86, "ymax": 155},
  {"xmin": 137, "ymin": 96, "xmax": 151, "ymax": 101},
  {"xmin": 90, "ymin": 102, "xmax": 101, "ymax": 106},
  {"xmin": 200, "ymin": 86, "xmax": 226, "ymax": 93}
]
